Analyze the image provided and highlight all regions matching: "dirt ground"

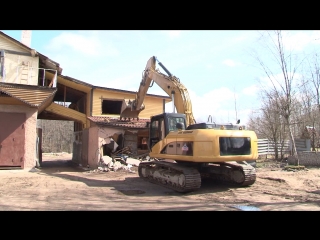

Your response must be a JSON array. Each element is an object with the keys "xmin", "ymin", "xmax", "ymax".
[{"xmin": 0, "ymin": 153, "xmax": 320, "ymax": 211}]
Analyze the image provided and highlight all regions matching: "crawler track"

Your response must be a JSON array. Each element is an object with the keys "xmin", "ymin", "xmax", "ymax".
[
  {"xmin": 138, "ymin": 161, "xmax": 201, "ymax": 193},
  {"xmin": 201, "ymin": 161, "xmax": 256, "ymax": 186},
  {"xmin": 138, "ymin": 160, "xmax": 256, "ymax": 193}
]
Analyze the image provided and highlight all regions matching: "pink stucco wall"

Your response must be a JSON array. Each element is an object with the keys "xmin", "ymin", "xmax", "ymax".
[
  {"xmin": 0, "ymin": 105, "xmax": 37, "ymax": 170},
  {"xmin": 87, "ymin": 125, "xmax": 124, "ymax": 168},
  {"xmin": 87, "ymin": 126, "xmax": 99, "ymax": 168}
]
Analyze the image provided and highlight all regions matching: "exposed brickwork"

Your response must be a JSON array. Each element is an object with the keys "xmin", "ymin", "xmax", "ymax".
[{"xmin": 288, "ymin": 151, "xmax": 320, "ymax": 166}]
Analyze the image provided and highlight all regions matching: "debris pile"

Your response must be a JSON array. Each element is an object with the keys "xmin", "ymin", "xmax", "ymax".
[
  {"xmin": 94, "ymin": 150, "xmax": 142, "ymax": 173},
  {"xmin": 85, "ymin": 145, "xmax": 150, "ymax": 173}
]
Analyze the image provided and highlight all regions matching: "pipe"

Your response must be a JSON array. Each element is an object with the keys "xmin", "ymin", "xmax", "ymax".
[{"xmin": 155, "ymin": 57, "xmax": 172, "ymax": 77}]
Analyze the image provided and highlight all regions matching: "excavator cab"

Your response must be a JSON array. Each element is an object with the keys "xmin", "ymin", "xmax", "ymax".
[{"xmin": 149, "ymin": 112, "xmax": 186, "ymax": 149}]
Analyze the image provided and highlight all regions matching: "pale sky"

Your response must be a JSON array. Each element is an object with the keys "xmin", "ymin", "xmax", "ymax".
[{"xmin": 2, "ymin": 30, "xmax": 320, "ymax": 125}]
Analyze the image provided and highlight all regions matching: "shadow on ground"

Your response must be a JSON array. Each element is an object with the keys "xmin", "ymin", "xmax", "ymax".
[{"xmin": 36, "ymin": 159, "xmax": 236, "ymax": 197}]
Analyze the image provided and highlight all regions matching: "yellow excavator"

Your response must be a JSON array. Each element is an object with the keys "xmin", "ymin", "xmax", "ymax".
[{"xmin": 120, "ymin": 56, "xmax": 258, "ymax": 193}]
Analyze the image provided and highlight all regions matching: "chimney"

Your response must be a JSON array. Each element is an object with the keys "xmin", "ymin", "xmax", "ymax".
[{"xmin": 21, "ymin": 30, "xmax": 32, "ymax": 47}]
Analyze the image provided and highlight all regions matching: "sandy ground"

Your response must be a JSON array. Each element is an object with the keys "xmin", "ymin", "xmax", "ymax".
[{"xmin": 0, "ymin": 153, "xmax": 320, "ymax": 211}]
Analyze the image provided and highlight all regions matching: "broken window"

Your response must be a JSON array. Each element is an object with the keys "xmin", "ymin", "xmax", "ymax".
[{"xmin": 102, "ymin": 100, "xmax": 123, "ymax": 115}]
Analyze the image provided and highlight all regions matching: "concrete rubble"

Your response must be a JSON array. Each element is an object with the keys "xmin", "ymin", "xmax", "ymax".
[{"xmin": 85, "ymin": 154, "xmax": 142, "ymax": 174}]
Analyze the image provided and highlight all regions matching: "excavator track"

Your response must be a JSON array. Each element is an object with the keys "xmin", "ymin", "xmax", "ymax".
[
  {"xmin": 200, "ymin": 161, "xmax": 256, "ymax": 187},
  {"xmin": 138, "ymin": 160, "xmax": 201, "ymax": 193}
]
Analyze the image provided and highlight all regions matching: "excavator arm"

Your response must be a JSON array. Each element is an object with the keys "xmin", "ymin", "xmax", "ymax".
[{"xmin": 120, "ymin": 56, "xmax": 196, "ymax": 126}]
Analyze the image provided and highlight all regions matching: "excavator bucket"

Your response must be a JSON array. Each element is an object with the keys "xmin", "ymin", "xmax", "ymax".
[{"xmin": 120, "ymin": 99, "xmax": 145, "ymax": 120}]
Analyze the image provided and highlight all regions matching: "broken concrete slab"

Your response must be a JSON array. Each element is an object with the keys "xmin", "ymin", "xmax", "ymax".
[
  {"xmin": 126, "ymin": 157, "xmax": 141, "ymax": 166},
  {"xmin": 113, "ymin": 161, "xmax": 123, "ymax": 171},
  {"xmin": 102, "ymin": 155, "xmax": 113, "ymax": 165}
]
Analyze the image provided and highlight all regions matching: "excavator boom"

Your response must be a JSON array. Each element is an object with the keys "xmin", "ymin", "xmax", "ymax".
[{"xmin": 120, "ymin": 56, "xmax": 196, "ymax": 126}]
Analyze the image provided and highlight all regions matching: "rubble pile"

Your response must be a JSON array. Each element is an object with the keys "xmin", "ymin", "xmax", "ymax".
[
  {"xmin": 85, "ymin": 145, "xmax": 150, "ymax": 174},
  {"xmin": 96, "ymin": 154, "xmax": 137, "ymax": 173},
  {"xmin": 96, "ymin": 151, "xmax": 143, "ymax": 173}
]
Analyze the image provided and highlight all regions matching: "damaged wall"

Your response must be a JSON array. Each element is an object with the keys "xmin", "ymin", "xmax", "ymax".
[
  {"xmin": 0, "ymin": 35, "xmax": 39, "ymax": 85},
  {"xmin": 87, "ymin": 125, "xmax": 125, "ymax": 168},
  {"xmin": 2, "ymin": 52, "xmax": 39, "ymax": 85}
]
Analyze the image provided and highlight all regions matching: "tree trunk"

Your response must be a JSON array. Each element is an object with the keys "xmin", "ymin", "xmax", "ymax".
[{"xmin": 289, "ymin": 125, "xmax": 299, "ymax": 165}]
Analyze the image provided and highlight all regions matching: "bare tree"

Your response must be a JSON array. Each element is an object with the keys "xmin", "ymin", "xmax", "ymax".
[
  {"xmin": 307, "ymin": 53, "xmax": 320, "ymax": 113},
  {"xmin": 251, "ymin": 30, "xmax": 305, "ymax": 165},
  {"xmin": 247, "ymin": 94, "xmax": 288, "ymax": 160},
  {"xmin": 298, "ymin": 53, "xmax": 320, "ymax": 150}
]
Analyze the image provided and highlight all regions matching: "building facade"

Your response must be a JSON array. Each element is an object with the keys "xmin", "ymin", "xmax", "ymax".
[{"xmin": 0, "ymin": 31, "xmax": 170, "ymax": 169}]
